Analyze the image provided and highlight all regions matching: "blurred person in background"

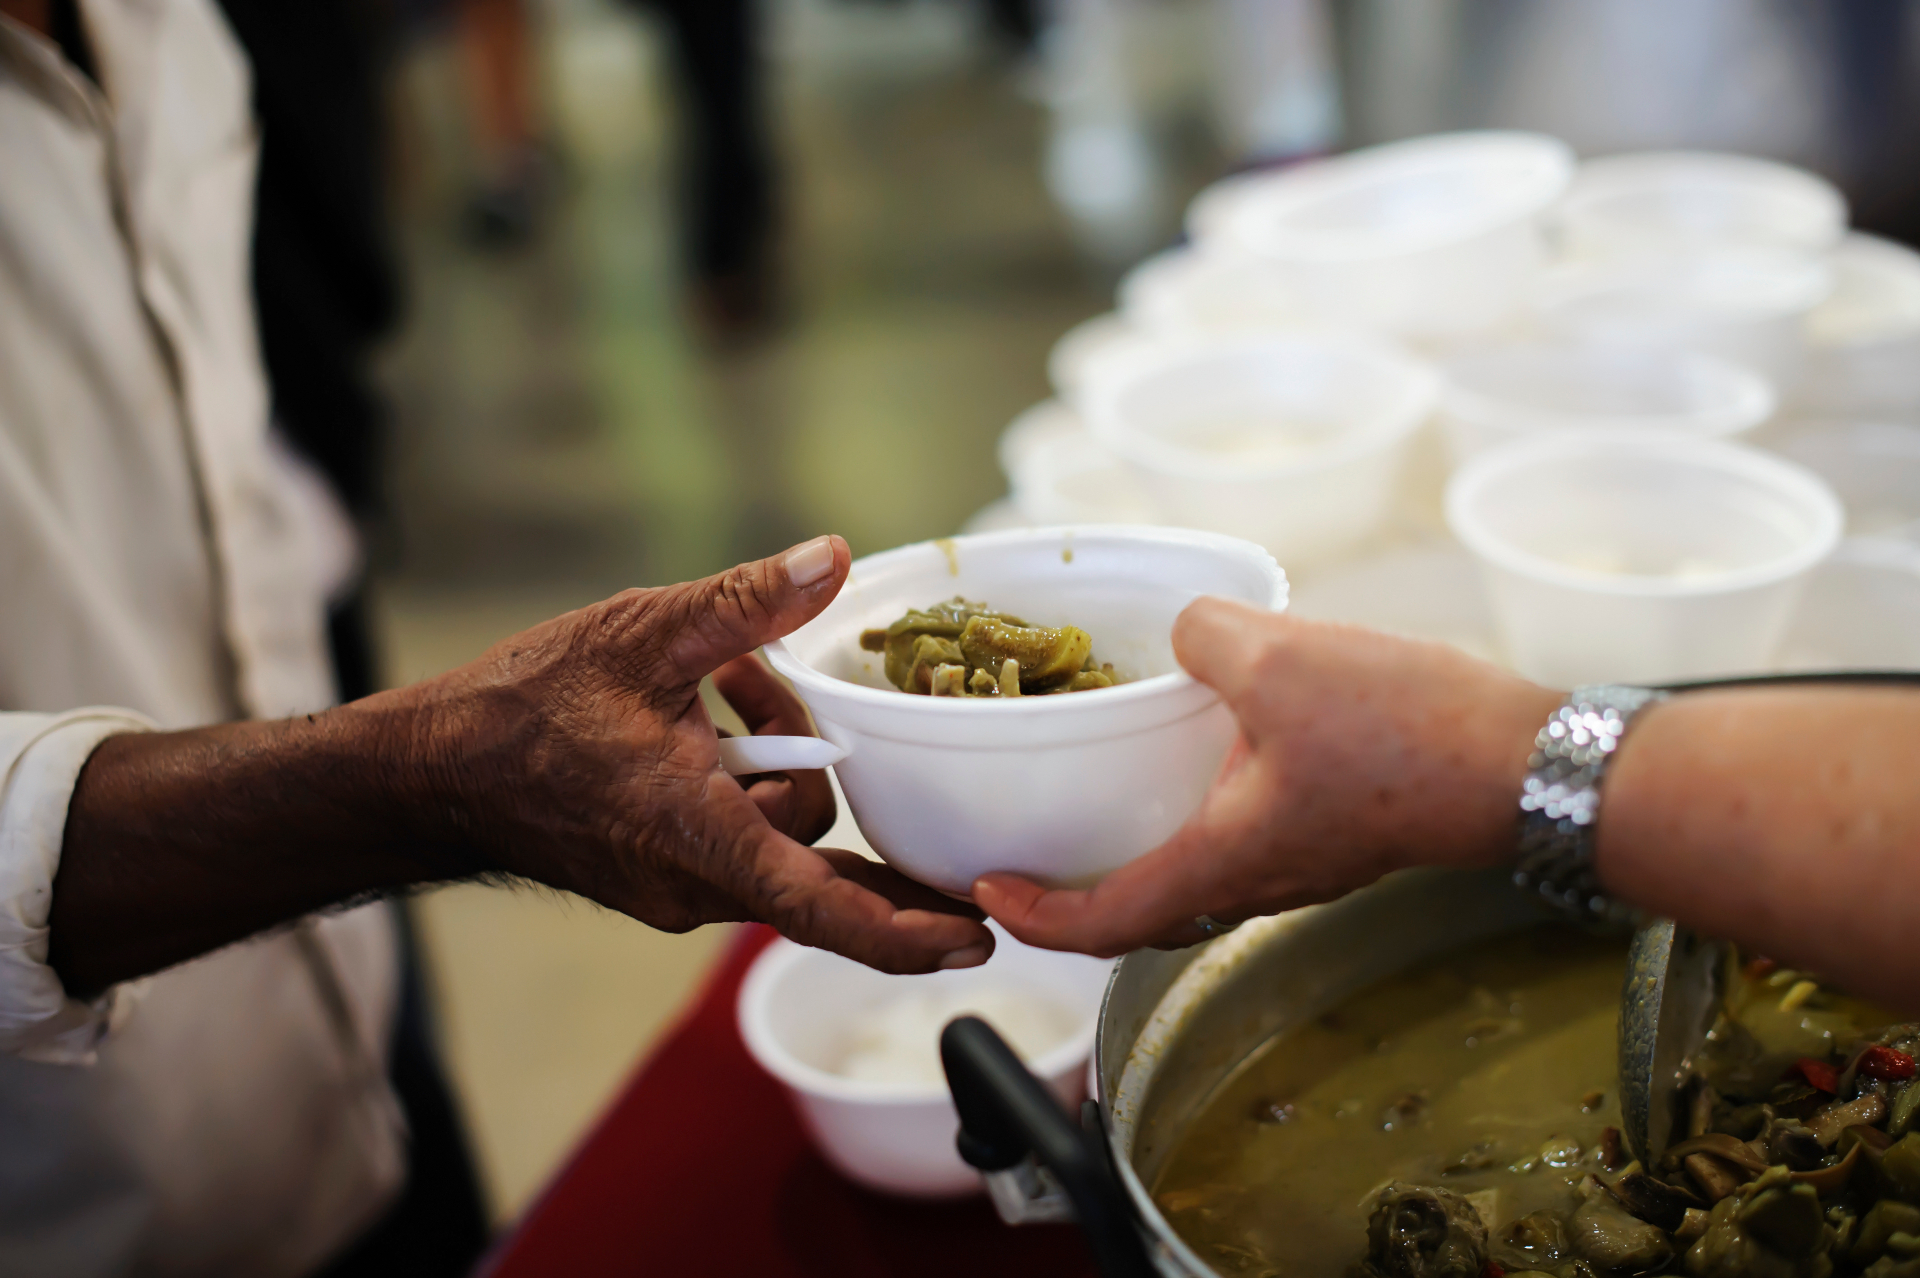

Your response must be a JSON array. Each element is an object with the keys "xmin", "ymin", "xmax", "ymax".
[
  {"xmin": 630, "ymin": 0, "xmax": 780, "ymax": 338},
  {"xmin": 457, "ymin": 0, "xmax": 550, "ymax": 245},
  {"xmin": 0, "ymin": 2, "xmax": 988, "ymax": 1275},
  {"xmin": 447, "ymin": 0, "xmax": 780, "ymax": 342}
]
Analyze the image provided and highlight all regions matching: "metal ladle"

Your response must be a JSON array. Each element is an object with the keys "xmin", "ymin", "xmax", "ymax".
[{"xmin": 1618, "ymin": 920, "xmax": 1723, "ymax": 1165}]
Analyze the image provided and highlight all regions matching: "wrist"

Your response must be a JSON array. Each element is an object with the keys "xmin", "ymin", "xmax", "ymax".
[
  {"xmin": 1424, "ymin": 676, "xmax": 1565, "ymax": 873},
  {"xmin": 332, "ymin": 681, "xmax": 490, "ymax": 881}
]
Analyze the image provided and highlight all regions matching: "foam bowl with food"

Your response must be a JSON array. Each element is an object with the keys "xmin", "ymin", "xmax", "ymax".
[
  {"xmin": 738, "ymin": 921, "xmax": 1113, "ymax": 1197},
  {"xmin": 761, "ymin": 527, "xmax": 1286, "ymax": 896}
]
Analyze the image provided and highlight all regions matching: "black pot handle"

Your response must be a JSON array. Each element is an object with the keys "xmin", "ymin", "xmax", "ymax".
[{"xmin": 941, "ymin": 1015, "xmax": 1158, "ymax": 1278}]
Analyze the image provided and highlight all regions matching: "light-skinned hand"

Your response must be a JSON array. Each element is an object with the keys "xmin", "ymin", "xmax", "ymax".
[{"xmin": 971, "ymin": 599, "xmax": 1559, "ymax": 957}]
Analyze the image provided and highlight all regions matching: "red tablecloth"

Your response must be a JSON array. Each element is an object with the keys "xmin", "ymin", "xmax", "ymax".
[{"xmin": 478, "ymin": 925, "xmax": 1099, "ymax": 1277}]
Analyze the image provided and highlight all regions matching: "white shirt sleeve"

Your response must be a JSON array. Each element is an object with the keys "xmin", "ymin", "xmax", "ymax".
[{"xmin": 0, "ymin": 709, "xmax": 157, "ymax": 1065}]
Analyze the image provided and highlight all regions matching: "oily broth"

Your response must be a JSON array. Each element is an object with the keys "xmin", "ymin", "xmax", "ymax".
[{"xmin": 1152, "ymin": 927, "xmax": 1627, "ymax": 1278}]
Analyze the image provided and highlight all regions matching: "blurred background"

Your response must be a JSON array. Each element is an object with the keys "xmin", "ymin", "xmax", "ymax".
[{"xmin": 303, "ymin": 0, "xmax": 1920, "ymax": 1223}]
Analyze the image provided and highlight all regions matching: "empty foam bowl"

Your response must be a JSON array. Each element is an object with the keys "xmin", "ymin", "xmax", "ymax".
[
  {"xmin": 738, "ymin": 922, "xmax": 1113, "ymax": 1197},
  {"xmin": 1531, "ymin": 247, "xmax": 1832, "ymax": 388},
  {"xmin": 1795, "ymin": 233, "xmax": 1920, "ymax": 417},
  {"xmin": 1437, "ymin": 342, "xmax": 1775, "ymax": 465},
  {"xmin": 1557, "ymin": 150, "xmax": 1846, "ymax": 259},
  {"xmin": 1209, "ymin": 131, "xmax": 1574, "ymax": 337},
  {"xmin": 995, "ymin": 398, "xmax": 1089, "ymax": 484},
  {"xmin": 1046, "ymin": 312, "xmax": 1155, "ymax": 407},
  {"xmin": 1777, "ymin": 537, "xmax": 1920, "ymax": 671},
  {"xmin": 1116, "ymin": 243, "xmax": 1305, "ymax": 337},
  {"xmin": 1080, "ymin": 331, "xmax": 1439, "ymax": 566},
  {"xmin": 1446, "ymin": 430, "xmax": 1843, "ymax": 686},
  {"xmin": 1768, "ymin": 420, "xmax": 1920, "ymax": 541},
  {"xmin": 1010, "ymin": 431, "xmax": 1163, "ymax": 527}
]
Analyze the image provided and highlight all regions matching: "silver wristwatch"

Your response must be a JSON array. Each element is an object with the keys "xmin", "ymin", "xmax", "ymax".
[{"xmin": 1514, "ymin": 684, "xmax": 1669, "ymax": 927}]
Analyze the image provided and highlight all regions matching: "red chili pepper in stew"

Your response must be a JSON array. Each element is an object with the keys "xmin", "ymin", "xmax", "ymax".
[
  {"xmin": 1789, "ymin": 1057, "xmax": 1840, "ymax": 1092},
  {"xmin": 1483, "ymin": 1263, "xmax": 1506, "ymax": 1278},
  {"xmin": 1744, "ymin": 956, "xmax": 1778, "ymax": 980},
  {"xmin": 1858, "ymin": 1045, "xmax": 1918, "ymax": 1082}
]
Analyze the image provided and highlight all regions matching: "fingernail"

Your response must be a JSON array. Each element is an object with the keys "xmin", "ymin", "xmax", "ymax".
[
  {"xmin": 938, "ymin": 944, "xmax": 990, "ymax": 970},
  {"xmin": 784, "ymin": 536, "xmax": 835, "ymax": 588}
]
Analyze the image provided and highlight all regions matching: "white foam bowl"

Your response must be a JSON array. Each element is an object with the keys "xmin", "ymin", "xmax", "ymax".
[
  {"xmin": 1080, "ymin": 332, "xmax": 1439, "ymax": 566},
  {"xmin": 1778, "ymin": 538, "xmax": 1920, "ymax": 671},
  {"xmin": 1046, "ymin": 312, "xmax": 1154, "ymax": 407},
  {"xmin": 1437, "ymin": 342, "xmax": 1775, "ymax": 466},
  {"xmin": 1796, "ymin": 233, "xmax": 1920, "ymax": 417},
  {"xmin": 1116, "ymin": 243, "xmax": 1304, "ymax": 337},
  {"xmin": 1010, "ymin": 431, "xmax": 1163, "ymax": 527},
  {"xmin": 1532, "ymin": 248, "xmax": 1832, "ymax": 388},
  {"xmin": 1210, "ymin": 131, "xmax": 1574, "ymax": 337},
  {"xmin": 762, "ymin": 527, "xmax": 1286, "ymax": 895},
  {"xmin": 1768, "ymin": 421, "xmax": 1920, "ymax": 541},
  {"xmin": 995, "ymin": 398, "xmax": 1088, "ymax": 484},
  {"xmin": 1185, "ymin": 167, "xmax": 1275, "ymax": 245},
  {"xmin": 738, "ymin": 923, "xmax": 1113, "ymax": 1197},
  {"xmin": 1557, "ymin": 151, "xmax": 1846, "ymax": 259},
  {"xmin": 1446, "ymin": 431, "xmax": 1843, "ymax": 687}
]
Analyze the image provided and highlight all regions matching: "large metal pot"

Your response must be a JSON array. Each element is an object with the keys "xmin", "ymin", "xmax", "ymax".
[
  {"xmin": 1092, "ymin": 866, "xmax": 1545, "ymax": 1275},
  {"xmin": 941, "ymin": 868, "xmax": 1558, "ymax": 1277}
]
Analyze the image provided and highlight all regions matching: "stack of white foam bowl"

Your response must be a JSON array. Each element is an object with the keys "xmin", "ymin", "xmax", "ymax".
[
  {"xmin": 1007, "ymin": 131, "xmax": 1579, "ymax": 566},
  {"xmin": 991, "ymin": 132, "xmax": 1918, "ymax": 685},
  {"xmin": 1539, "ymin": 151, "xmax": 1847, "ymax": 390}
]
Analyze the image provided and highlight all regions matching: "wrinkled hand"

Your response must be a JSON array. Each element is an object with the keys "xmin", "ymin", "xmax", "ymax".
[
  {"xmin": 973, "ymin": 599, "xmax": 1562, "ymax": 957},
  {"xmin": 406, "ymin": 536, "xmax": 993, "ymax": 974}
]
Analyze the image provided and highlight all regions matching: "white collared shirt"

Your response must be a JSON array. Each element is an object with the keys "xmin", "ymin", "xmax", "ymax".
[{"xmin": 0, "ymin": 1, "xmax": 404, "ymax": 1271}]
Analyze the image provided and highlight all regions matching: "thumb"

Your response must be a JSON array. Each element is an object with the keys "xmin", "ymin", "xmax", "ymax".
[
  {"xmin": 651, "ymin": 536, "xmax": 850, "ymax": 684},
  {"xmin": 1171, "ymin": 595, "xmax": 1275, "ymax": 703}
]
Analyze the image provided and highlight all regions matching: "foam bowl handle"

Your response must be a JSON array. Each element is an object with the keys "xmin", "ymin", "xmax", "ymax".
[{"xmin": 716, "ymin": 735, "xmax": 848, "ymax": 776}]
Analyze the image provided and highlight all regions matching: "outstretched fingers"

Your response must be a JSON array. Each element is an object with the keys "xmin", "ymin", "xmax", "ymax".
[
  {"xmin": 973, "ymin": 814, "xmax": 1231, "ymax": 956},
  {"xmin": 719, "ymin": 817, "xmax": 994, "ymax": 974},
  {"xmin": 644, "ymin": 536, "xmax": 851, "ymax": 688}
]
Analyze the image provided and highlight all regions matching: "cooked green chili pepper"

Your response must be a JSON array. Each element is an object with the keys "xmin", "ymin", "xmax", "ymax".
[{"xmin": 859, "ymin": 597, "xmax": 1121, "ymax": 698}]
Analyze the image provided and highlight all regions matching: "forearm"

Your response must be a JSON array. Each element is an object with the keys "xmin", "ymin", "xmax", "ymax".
[
  {"xmin": 49, "ymin": 691, "xmax": 468, "ymax": 997},
  {"xmin": 1596, "ymin": 687, "xmax": 1920, "ymax": 1011}
]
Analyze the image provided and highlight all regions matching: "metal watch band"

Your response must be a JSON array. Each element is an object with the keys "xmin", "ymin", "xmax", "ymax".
[{"xmin": 1514, "ymin": 684, "xmax": 1670, "ymax": 927}]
